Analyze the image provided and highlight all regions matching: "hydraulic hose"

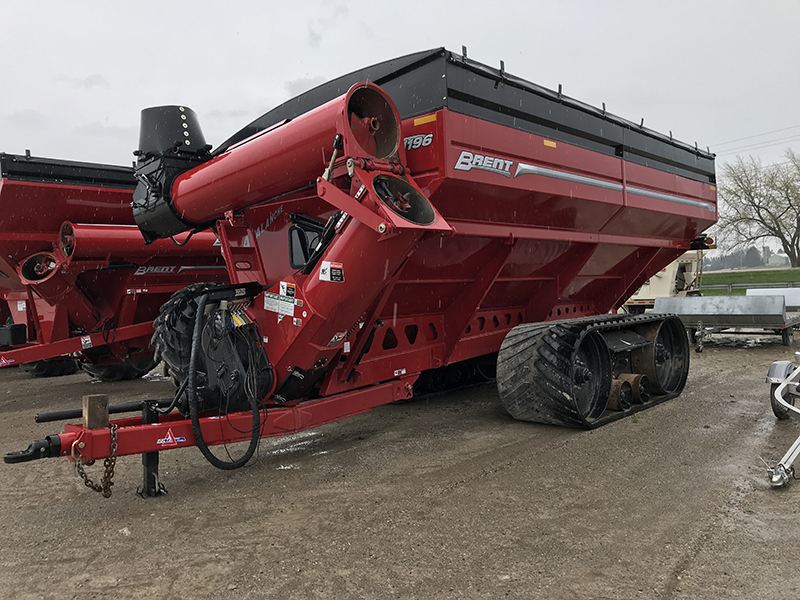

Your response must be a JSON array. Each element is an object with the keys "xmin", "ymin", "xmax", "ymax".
[{"xmin": 188, "ymin": 292, "xmax": 261, "ymax": 470}]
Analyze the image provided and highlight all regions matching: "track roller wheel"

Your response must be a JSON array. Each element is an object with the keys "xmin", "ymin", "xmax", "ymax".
[
  {"xmin": 631, "ymin": 316, "xmax": 690, "ymax": 395},
  {"xmin": 617, "ymin": 373, "xmax": 651, "ymax": 403},
  {"xmin": 608, "ymin": 379, "xmax": 633, "ymax": 411},
  {"xmin": 497, "ymin": 322, "xmax": 612, "ymax": 428}
]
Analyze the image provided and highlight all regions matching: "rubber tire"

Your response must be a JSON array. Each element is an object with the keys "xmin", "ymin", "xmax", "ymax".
[
  {"xmin": 151, "ymin": 283, "xmax": 223, "ymax": 386},
  {"xmin": 20, "ymin": 358, "xmax": 80, "ymax": 377},
  {"xmin": 771, "ymin": 382, "xmax": 795, "ymax": 420},
  {"xmin": 782, "ymin": 328, "xmax": 794, "ymax": 346},
  {"xmin": 81, "ymin": 355, "xmax": 157, "ymax": 382}
]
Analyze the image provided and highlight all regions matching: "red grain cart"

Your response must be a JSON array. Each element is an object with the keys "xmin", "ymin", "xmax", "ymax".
[
  {"xmin": 6, "ymin": 49, "xmax": 716, "ymax": 496},
  {"xmin": 0, "ymin": 154, "xmax": 227, "ymax": 379}
]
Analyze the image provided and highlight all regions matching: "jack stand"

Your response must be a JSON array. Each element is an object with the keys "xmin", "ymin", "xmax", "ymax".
[
  {"xmin": 695, "ymin": 320, "xmax": 705, "ymax": 353},
  {"xmin": 137, "ymin": 402, "xmax": 167, "ymax": 497},
  {"xmin": 768, "ymin": 463, "xmax": 794, "ymax": 488}
]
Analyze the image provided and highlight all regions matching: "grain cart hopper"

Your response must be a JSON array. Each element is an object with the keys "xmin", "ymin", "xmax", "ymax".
[
  {"xmin": 0, "ymin": 153, "xmax": 227, "ymax": 379},
  {"xmin": 5, "ymin": 49, "xmax": 717, "ymax": 497}
]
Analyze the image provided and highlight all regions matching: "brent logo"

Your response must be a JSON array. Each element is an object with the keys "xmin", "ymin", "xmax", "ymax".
[
  {"xmin": 134, "ymin": 266, "xmax": 177, "ymax": 276},
  {"xmin": 454, "ymin": 150, "xmax": 513, "ymax": 177}
]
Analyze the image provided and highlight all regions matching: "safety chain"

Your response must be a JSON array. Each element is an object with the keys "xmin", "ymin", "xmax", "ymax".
[{"xmin": 74, "ymin": 424, "xmax": 118, "ymax": 498}]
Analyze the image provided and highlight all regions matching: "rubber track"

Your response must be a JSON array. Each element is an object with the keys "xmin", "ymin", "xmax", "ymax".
[{"xmin": 497, "ymin": 314, "xmax": 687, "ymax": 429}]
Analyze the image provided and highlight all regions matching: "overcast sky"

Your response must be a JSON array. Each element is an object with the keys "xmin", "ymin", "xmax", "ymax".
[{"xmin": 1, "ymin": 0, "xmax": 798, "ymax": 170}]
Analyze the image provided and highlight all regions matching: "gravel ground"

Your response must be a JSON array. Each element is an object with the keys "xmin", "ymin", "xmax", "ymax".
[{"xmin": 1, "ymin": 334, "xmax": 800, "ymax": 600}]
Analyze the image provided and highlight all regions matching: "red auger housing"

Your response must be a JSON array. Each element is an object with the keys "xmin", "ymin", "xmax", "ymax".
[{"xmin": 132, "ymin": 83, "xmax": 407, "ymax": 243}]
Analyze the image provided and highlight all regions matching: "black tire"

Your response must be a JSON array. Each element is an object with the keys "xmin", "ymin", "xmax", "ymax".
[
  {"xmin": 782, "ymin": 328, "xmax": 794, "ymax": 346},
  {"xmin": 152, "ymin": 283, "xmax": 223, "ymax": 386},
  {"xmin": 81, "ymin": 355, "xmax": 157, "ymax": 382},
  {"xmin": 20, "ymin": 358, "xmax": 80, "ymax": 378},
  {"xmin": 771, "ymin": 382, "xmax": 796, "ymax": 420},
  {"xmin": 497, "ymin": 321, "xmax": 612, "ymax": 428}
]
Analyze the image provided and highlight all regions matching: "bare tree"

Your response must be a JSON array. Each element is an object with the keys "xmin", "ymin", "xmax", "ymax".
[{"xmin": 717, "ymin": 149, "xmax": 800, "ymax": 266}]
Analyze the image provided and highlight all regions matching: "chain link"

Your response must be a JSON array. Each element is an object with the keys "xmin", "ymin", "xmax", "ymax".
[{"xmin": 73, "ymin": 424, "xmax": 118, "ymax": 498}]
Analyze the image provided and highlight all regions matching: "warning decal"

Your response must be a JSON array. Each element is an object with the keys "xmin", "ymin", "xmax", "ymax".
[
  {"xmin": 264, "ymin": 292, "xmax": 295, "ymax": 317},
  {"xmin": 280, "ymin": 281, "xmax": 296, "ymax": 298},
  {"xmin": 319, "ymin": 261, "xmax": 344, "ymax": 282}
]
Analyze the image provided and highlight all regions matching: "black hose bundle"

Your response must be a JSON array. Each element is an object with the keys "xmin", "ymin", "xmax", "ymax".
[{"xmin": 187, "ymin": 293, "xmax": 262, "ymax": 470}]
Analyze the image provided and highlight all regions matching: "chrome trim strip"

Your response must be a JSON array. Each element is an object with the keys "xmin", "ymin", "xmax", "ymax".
[
  {"xmin": 514, "ymin": 161, "xmax": 716, "ymax": 213},
  {"xmin": 176, "ymin": 265, "xmax": 228, "ymax": 273},
  {"xmin": 515, "ymin": 162, "xmax": 623, "ymax": 192},
  {"xmin": 626, "ymin": 186, "xmax": 716, "ymax": 213}
]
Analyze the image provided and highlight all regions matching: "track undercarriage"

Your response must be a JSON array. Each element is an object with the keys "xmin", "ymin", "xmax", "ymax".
[{"xmin": 497, "ymin": 314, "xmax": 689, "ymax": 428}]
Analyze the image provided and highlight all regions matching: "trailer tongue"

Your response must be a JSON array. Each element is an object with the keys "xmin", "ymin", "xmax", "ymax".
[{"xmin": 5, "ymin": 49, "xmax": 716, "ymax": 496}]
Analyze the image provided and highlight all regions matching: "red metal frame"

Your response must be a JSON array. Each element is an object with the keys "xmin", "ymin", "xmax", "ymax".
[{"xmin": 62, "ymin": 375, "xmax": 416, "ymax": 462}]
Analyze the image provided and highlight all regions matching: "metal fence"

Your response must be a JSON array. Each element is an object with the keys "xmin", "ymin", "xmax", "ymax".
[{"xmin": 700, "ymin": 281, "xmax": 798, "ymax": 294}]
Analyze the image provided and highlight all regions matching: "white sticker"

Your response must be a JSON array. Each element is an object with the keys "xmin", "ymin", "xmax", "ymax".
[
  {"xmin": 319, "ymin": 261, "xmax": 344, "ymax": 282},
  {"xmin": 264, "ymin": 292, "xmax": 295, "ymax": 317},
  {"xmin": 16, "ymin": 301, "xmax": 26, "ymax": 312},
  {"xmin": 293, "ymin": 318, "xmax": 302, "ymax": 327},
  {"xmin": 394, "ymin": 368, "xmax": 407, "ymax": 377},
  {"xmin": 280, "ymin": 281, "xmax": 296, "ymax": 298},
  {"xmin": 343, "ymin": 341, "xmax": 351, "ymax": 353},
  {"xmin": 81, "ymin": 336, "xmax": 92, "ymax": 350}
]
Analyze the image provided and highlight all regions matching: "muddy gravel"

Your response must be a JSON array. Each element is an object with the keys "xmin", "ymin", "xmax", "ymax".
[{"xmin": 2, "ymin": 334, "xmax": 800, "ymax": 599}]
